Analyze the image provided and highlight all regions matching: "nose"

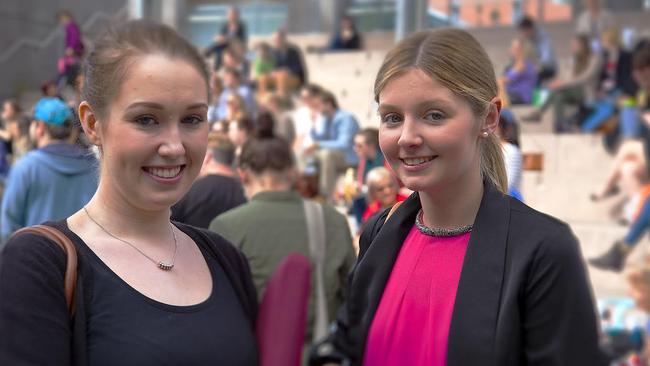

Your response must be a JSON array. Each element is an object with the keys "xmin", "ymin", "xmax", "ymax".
[
  {"xmin": 158, "ymin": 123, "xmax": 186, "ymax": 159},
  {"xmin": 397, "ymin": 118, "xmax": 422, "ymax": 149}
]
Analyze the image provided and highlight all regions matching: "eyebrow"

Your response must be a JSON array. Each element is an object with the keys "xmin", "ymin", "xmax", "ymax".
[
  {"xmin": 125, "ymin": 102, "xmax": 209, "ymax": 111},
  {"xmin": 378, "ymin": 100, "xmax": 452, "ymax": 112}
]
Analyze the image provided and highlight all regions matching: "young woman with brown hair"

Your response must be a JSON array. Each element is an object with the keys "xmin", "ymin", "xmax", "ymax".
[{"xmin": 0, "ymin": 20, "xmax": 257, "ymax": 366}]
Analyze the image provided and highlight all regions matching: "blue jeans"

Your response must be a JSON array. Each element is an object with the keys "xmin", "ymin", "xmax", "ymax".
[{"xmin": 624, "ymin": 197, "xmax": 650, "ymax": 245}]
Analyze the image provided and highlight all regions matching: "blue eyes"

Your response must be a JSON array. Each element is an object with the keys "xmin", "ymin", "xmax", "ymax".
[
  {"xmin": 135, "ymin": 115, "xmax": 157, "ymax": 126},
  {"xmin": 424, "ymin": 111, "xmax": 445, "ymax": 121},
  {"xmin": 133, "ymin": 115, "xmax": 205, "ymax": 127},
  {"xmin": 181, "ymin": 115, "xmax": 205, "ymax": 125},
  {"xmin": 380, "ymin": 111, "xmax": 445, "ymax": 125},
  {"xmin": 381, "ymin": 113, "xmax": 402, "ymax": 124}
]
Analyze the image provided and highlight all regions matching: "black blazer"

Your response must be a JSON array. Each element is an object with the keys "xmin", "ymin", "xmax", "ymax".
[{"xmin": 315, "ymin": 183, "xmax": 607, "ymax": 366}]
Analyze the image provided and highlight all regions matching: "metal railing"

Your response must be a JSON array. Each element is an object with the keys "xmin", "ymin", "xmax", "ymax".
[{"xmin": 0, "ymin": 6, "xmax": 128, "ymax": 64}]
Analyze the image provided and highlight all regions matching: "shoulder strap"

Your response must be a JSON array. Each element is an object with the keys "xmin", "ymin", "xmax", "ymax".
[
  {"xmin": 302, "ymin": 199, "xmax": 328, "ymax": 342},
  {"xmin": 385, "ymin": 201, "xmax": 403, "ymax": 223},
  {"xmin": 12, "ymin": 225, "xmax": 78, "ymax": 316}
]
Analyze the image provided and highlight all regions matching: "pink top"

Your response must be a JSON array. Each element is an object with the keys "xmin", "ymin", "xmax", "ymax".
[{"xmin": 363, "ymin": 225, "xmax": 470, "ymax": 366}]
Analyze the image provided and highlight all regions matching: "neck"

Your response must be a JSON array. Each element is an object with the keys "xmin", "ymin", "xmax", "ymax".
[
  {"xmin": 37, "ymin": 136, "xmax": 63, "ymax": 148},
  {"xmin": 201, "ymin": 161, "xmax": 235, "ymax": 178},
  {"xmin": 418, "ymin": 167, "xmax": 484, "ymax": 230},
  {"xmin": 244, "ymin": 173, "xmax": 293, "ymax": 199},
  {"xmin": 83, "ymin": 180, "xmax": 175, "ymax": 244}
]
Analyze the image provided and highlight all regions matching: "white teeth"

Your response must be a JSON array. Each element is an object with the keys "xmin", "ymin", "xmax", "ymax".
[
  {"xmin": 402, "ymin": 157, "xmax": 434, "ymax": 166},
  {"xmin": 146, "ymin": 166, "xmax": 181, "ymax": 178}
]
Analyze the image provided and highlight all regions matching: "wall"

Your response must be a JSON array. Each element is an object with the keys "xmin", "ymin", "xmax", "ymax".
[{"xmin": 0, "ymin": 0, "xmax": 127, "ymax": 101}]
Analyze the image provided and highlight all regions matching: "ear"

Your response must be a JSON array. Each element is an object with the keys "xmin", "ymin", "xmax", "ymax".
[
  {"xmin": 78, "ymin": 101, "xmax": 101, "ymax": 146},
  {"xmin": 31, "ymin": 120, "xmax": 46, "ymax": 139},
  {"xmin": 482, "ymin": 97, "xmax": 502, "ymax": 135}
]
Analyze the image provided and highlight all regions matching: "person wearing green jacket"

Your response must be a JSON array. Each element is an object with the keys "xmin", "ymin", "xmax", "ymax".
[{"xmin": 209, "ymin": 128, "xmax": 356, "ymax": 346}]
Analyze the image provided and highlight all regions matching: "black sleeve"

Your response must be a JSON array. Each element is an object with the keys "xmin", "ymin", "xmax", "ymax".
[
  {"xmin": 358, "ymin": 207, "xmax": 390, "ymax": 258},
  {"xmin": 523, "ymin": 224, "xmax": 608, "ymax": 365},
  {"xmin": 0, "ymin": 233, "xmax": 72, "ymax": 365}
]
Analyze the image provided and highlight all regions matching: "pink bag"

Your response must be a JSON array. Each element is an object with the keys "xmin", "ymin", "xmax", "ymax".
[{"xmin": 256, "ymin": 253, "xmax": 312, "ymax": 366}]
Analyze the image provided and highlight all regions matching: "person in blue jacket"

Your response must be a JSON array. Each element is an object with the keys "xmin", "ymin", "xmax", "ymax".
[{"xmin": 0, "ymin": 97, "xmax": 97, "ymax": 241}]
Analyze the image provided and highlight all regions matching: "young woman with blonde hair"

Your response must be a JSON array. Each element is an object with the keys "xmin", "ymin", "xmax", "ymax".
[{"xmin": 311, "ymin": 28, "xmax": 605, "ymax": 366}]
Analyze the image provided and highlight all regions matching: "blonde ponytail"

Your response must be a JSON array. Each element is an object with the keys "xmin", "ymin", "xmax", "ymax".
[{"xmin": 481, "ymin": 134, "xmax": 508, "ymax": 193}]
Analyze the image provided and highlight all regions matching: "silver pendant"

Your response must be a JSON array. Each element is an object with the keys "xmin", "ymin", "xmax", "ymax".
[{"xmin": 158, "ymin": 262, "xmax": 174, "ymax": 271}]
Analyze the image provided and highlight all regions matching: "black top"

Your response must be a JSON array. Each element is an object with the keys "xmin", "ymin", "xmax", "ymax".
[
  {"xmin": 312, "ymin": 183, "xmax": 607, "ymax": 366},
  {"xmin": 0, "ymin": 220, "xmax": 258, "ymax": 366},
  {"xmin": 171, "ymin": 174, "xmax": 246, "ymax": 229},
  {"xmin": 75, "ymin": 228, "xmax": 257, "ymax": 366}
]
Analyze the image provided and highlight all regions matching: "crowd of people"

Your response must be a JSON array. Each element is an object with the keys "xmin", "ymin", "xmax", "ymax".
[{"xmin": 0, "ymin": 1, "xmax": 650, "ymax": 365}]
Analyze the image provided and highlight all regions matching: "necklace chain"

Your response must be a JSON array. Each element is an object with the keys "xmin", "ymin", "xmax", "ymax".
[
  {"xmin": 83, "ymin": 207, "xmax": 178, "ymax": 271},
  {"xmin": 415, "ymin": 210, "xmax": 473, "ymax": 237}
]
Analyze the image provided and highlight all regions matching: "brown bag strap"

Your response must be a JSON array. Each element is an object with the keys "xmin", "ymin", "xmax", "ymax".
[
  {"xmin": 384, "ymin": 201, "xmax": 403, "ymax": 223},
  {"xmin": 12, "ymin": 225, "xmax": 78, "ymax": 316}
]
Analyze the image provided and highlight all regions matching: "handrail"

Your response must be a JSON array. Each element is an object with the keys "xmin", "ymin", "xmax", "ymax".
[{"xmin": 0, "ymin": 6, "xmax": 128, "ymax": 64}]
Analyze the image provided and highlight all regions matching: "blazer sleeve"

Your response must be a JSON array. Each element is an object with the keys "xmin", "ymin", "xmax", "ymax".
[
  {"xmin": 522, "ymin": 224, "xmax": 607, "ymax": 365},
  {"xmin": 0, "ymin": 233, "xmax": 72, "ymax": 365}
]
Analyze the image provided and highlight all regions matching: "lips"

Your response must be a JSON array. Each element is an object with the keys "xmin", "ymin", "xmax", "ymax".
[
  {"xmin": 143, "ymin": 165, "xmax": 184, "ymax": 179},
  {"xmin": 401, "ymin": 156, "xmax": 436, "ymax": 166}
]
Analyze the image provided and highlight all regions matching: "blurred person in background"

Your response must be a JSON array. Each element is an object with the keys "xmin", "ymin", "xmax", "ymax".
[
  {"xmin": 209, "ymin": 126, "xmax": 355, "ymax": 361},
  {"xmin": 501, "ymin": 37, "xmax": 538, "ymax": 105},
  {"xmin": 270, "ymin": 29, "xmax": 308, "ymax": 96},
  {"xmin": 575, "ymin": 0, "xmax": 615, "ymax": 51},
  {"xmin": 211, "ymin": 92, "xmax": 249, "ymax": 134},
  {"xmin": 517, "ymin": 15, "xmax": 558, "ymax": 86},
  {"xmin": 306, "ymin": 90, "xmax": 360, "ymax": 201},
  {"xmin": 347, "ymin": 128, "xmax": 385, "ymax": 226},
  {"xmin": 221, "ymin": 43, "xmax": 250, "ymax": 85},
  {"xmin": 204, "ymin": 6, "xmax": 247, "ymax": 72},
  {"xmin": 252, "ymin": 42, "xmax": 277, "ymax": 96},
  {"xmin": 293, "ymin": 84, "xmax": 324, "ymax": 160},
  {"xmin": 0, "ymin": 99, "xmax": 31, "ymax": 165},
  {"xmin": 361, "ymin": 166, "xmax": 406, "ymax": 223},
  {"xmin": 228, "ymin": 116, "xmax": 255, "ymax": 160},
  {"xmin": 260, "ymin": 93, "xmax": 295, "ymax": 145},
  {"xmin": 0, "ymin": 97, "xmax": 96, "ymax": 241},
  {"xmin": 523, "ymin": 34, "xmax": 603, "ymax": 132},
  {"xmin": 172, "ymin": 132, "xmax": 246, "ymax": 229},
  {"xmin": 207, "ymin": 73, "xmax": 224, "ymax": 124},
  {"xmin": 589, "ymin": 42, "xmax": 650, "ymax": 272},
  {"xmin": 498, "ymin": 109, "xmax": 523, "ymax": 201},
  {"xmin": 216, "ymin": 67, "xmax": 256, "ymax": 121},
  {"xmin": 57, "ymin": 10, "xmax": 84, "ymax": 90},
  {"xmin": 329, "ymin": 15, "xmax": 362, "ymax": 51},
  {"xmin": 582, "ymin": 27, "xmax": 638, "ymax": 133}
]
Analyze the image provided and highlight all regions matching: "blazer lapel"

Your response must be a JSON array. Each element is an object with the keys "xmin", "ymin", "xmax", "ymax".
[
  {"xmin": 348, "ymin": 193, "xmax": 421, "ymax": 359},
  {"xmin": 447, "ymin": 183, "xmax": 510, "ymax": 366}
]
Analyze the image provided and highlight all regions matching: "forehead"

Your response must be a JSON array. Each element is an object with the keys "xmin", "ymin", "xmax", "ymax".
[
  {"xmin": 378, "ymin": 68, "xmax": 461, "ymax": 109},
  {"xmin": 114, "ymin": 54, "xmax": 207, "ymax": 107},
  {"xmin": 370, "ymin": 175, "xmax": 393, "ymax": 186}
]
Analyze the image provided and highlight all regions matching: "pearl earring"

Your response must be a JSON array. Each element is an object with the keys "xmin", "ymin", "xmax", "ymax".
[{"xmin": 482, "ymin": 131, "xmax": 489, "ymax": 137}]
